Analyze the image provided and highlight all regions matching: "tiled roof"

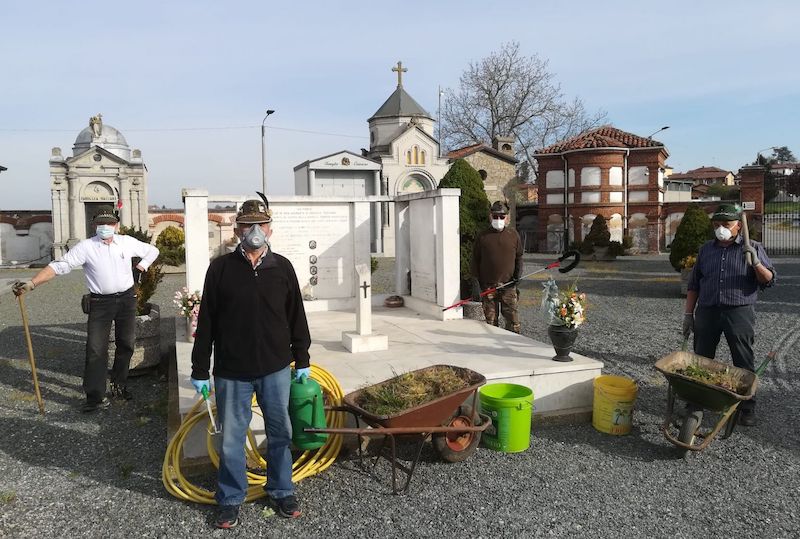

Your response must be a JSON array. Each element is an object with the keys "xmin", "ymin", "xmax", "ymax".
[
  {"xmin": 446, "ymin": 143, "xmax": 518, "ymax": 164},
  {"xmin": 669, "ymin": 166, "xmax": 732, "ymax": 180},
  {"xmin": 535, "ymin": 126, "xmax": 665, "ymax": 155}
]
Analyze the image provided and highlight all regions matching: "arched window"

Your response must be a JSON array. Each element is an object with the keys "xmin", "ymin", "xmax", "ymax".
[
  {"xmin": 406, "ymin": 145, "xmax": 427, "ymax": 165},
  {"xmin": 479, "ymin": 169, "xmax": 488, "ymax": 182}
]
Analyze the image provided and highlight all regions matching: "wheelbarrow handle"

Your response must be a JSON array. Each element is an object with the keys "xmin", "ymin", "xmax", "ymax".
[{"xmin": 755, "ymin": 351, "xmax": 776, "ymax": 377}]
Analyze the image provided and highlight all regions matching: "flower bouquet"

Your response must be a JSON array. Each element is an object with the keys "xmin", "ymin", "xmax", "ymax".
[
  {"xmin": 541, "ymin": 279, "xmax": 587, "ymax": 362},
  {"xmin": 174, "ymin": 288, "xmax": 201, "ymax": 342}
]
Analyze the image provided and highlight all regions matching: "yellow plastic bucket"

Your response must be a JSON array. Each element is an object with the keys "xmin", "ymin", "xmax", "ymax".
[{"xmin": 592, "ymin": 375, "xmax": 638, "ymax": 435}]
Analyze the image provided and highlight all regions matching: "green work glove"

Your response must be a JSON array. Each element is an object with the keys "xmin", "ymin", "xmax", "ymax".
[{"xmin": 682, "ymin": 313, "xmax": 694, "ymax": 339}]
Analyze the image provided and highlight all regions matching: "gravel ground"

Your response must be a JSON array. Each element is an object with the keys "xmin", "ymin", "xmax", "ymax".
[{"xmin": 1, "ymin": 254, "xmax": 799, "ymax": 538}]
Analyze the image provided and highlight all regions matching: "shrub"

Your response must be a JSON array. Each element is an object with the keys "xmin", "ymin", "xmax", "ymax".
[
  {"xmin": 370, "ymin": 256, "xmax": 379, "ymax": 273},
  {"xmin": 438, "ymin": 159, "xmax": 490, "ymax": 287},
  {"xmin": 585, "ymin": 215, "xmax": 611, "ymax": 248},
  {"xmin": 119, "ymin": 225, "xmax": 164, "ymax": 315},
  {"xmin": 622, "ymin": 234, "xmax": 633, "ymax": 251},
  {"xmin": 608, "ymin": 241, "xmax": 625, "ymax": 257},
  {"xmin": 668, "ymin": 205, "xmax": 713, "ymax": 272},
  {"xmin": 155, "ymin": 226, "xmax": 186, "ymax": 266}
]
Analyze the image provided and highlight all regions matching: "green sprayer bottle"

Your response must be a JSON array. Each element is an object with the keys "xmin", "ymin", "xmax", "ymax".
[{"xmin": 288, "ymin": 372, "xmax": 328, "ymax": 450}]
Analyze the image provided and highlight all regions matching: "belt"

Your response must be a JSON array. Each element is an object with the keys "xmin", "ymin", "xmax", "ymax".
[{"xmin": 90, "ymin": 287, "xmax": 134, "ymax": 298}]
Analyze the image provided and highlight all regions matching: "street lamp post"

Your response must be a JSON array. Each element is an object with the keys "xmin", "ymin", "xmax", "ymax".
[
  {"xmin": 755, "ymin": 146, "xmax": 778, "ymax": 165},
  {"xmin": 261, "ymin": 109, "xmax": 275, "ymax": 193},
  {"xmin": 647, "ymin": 126, "xmax": 670, "ymax": 139}
]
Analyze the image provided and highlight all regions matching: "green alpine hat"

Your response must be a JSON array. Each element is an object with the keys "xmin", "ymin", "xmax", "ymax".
[
  {"xmin": 236, "ymin": 199, "xmax": 272, "ymax": 224},
  {"xmin": 490, "ymin": 201, "xmax": 509, "ymax": 215},
  {"xmin": 92, "ymin": 206, "xmax": 119, "ymax": 224},
  {"xmin": 711, "ymin": 204, "xmax": 741, "ymax": 221}
]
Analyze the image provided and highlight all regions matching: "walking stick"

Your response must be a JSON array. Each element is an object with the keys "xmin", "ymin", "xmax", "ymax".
[
  {"xmin": 17, "ymin": 294, "xmax": 45, "ymax": 415},
  {"xmin": 442, "ymin": 250, "xmax": 581, "ymax": 312}
]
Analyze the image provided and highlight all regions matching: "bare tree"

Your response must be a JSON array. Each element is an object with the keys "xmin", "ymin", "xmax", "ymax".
[{"xmin": 441, "ymin": 42, "xmax": 606, "ymax": 180}]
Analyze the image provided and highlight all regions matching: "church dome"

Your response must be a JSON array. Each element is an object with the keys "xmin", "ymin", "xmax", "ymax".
[{"xmin": 73, "ymin": 123, "xmax": 131, "ymax": 160}]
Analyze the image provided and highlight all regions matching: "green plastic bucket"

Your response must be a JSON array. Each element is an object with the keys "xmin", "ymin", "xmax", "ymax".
[{"xmin": 479, "ymin": 383, "xmax": 533, "ymax": 453}]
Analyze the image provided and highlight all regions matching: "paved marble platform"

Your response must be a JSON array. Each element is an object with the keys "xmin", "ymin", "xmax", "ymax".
[{"xmin": 174, "ymin": 305, "xmax": 603, "ymax": 458}]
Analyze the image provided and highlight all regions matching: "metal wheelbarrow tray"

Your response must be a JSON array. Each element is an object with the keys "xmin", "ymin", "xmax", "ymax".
[
  {"xmin": 307, "ymin": 364, "xmax": 492, "ymax": 493},
  {"xmin": 655, "ymin": 350, "xmax": 773, "ymax": 452}
]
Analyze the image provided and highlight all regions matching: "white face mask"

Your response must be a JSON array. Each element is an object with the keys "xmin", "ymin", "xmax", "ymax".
[
  {"xmin": 714, "ymin": 226, "xmax": 733, "ymax": 241},
  {"xmin": 491, "ymin": 219, "xmax": 506, "ymax": 231},
  {"xmin": 96, "ymin": 225, "xmax": 115, "ymax": 239}
]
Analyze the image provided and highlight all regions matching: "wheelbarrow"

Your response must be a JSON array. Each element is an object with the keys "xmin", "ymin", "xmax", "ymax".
[
  {"xmin": 655, "ymin": 347, "xmax": 775, "ymax": 455},
  {"xmin": 305, "ymin": 365, "xmax": 491, "ymax": 494}
]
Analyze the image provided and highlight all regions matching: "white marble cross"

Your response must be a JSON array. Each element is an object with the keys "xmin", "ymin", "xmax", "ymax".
[
  {"xmin": 341, "ymin": 263, "xmax": 388, "ymax": 353},
  {"xmin": 355, "ymin": 264, "xmax": 371, "ymax": 336}
]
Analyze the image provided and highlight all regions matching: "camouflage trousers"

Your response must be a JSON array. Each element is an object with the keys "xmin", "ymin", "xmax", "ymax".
[{"xmin": 481, "ymin": 286, "xmax": 520, "ymax": 333}]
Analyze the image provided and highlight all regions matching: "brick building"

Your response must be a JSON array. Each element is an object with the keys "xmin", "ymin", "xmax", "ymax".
[{"xmin": 533, "ymin": 126, "xmax": 669, "ymax": 253}]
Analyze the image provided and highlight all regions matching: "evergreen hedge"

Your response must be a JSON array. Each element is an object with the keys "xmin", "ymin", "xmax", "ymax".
[
  {"xmin": 155, "ymin": 225, "xmax": 186, "ymax": 266},
  {"xmin": 669, "ymin": 205, "xmax": 713, "ymax": 272},
  {"xmin": 119, "ymin": 225, "xmax": 164, "ymax": 315},
  {"xmin": 585, "ymin": 215, "xmax": 611, "ymax": 248},
  {"xmin": 438, "ymin": 159, "xmax": 490, "ymax": 286}
]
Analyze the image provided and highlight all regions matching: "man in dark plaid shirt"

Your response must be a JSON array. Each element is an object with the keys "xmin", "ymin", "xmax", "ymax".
[{"xmin": 683, "ymin": 204, "xmax": 776, "ymax": 426}]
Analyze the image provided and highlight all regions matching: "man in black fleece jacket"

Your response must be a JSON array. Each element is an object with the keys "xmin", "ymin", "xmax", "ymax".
[{"xmin": 190, "ymin": 196, "xmax": 311, "ymax": 528}]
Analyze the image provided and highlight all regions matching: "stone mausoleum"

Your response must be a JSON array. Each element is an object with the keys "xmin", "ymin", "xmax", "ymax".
[{"xmin": 49, "ymin": 115, "xmax": 148, "ymax": 258}]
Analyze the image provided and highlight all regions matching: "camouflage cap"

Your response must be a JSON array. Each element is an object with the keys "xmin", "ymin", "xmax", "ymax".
[
  {"xmin": 490, "ymin": 201, "xmax": 509, "ymax": 215},
  {"xmin": 236, "ymin": 199, "xmax": 272, "ymax": 224},
  {"xmin": 711, "ymin": 203, "xmax": 742, "ymax": 221},
  {"xmin": 92, "ymin": 205, "xmax": 119, "ymax": 224}
]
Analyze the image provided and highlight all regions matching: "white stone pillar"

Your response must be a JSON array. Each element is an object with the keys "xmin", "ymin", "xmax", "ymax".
[
  {"xmin": 67, "ymin": 173, "xmax": 80, "ymax": 240},
  {"xmin": 183, "ymin": 189, "xmax": 210, "ymax": 293},
  {"xmin": 372, "ymin": 171, "xmax": 382, "ymax": 253},
  {"xmin": 50, "ymin": 189, "xmax": 62, "ymax": 248},
  {"xmin": 435, "ymin": 189, "xmax": 461, "ymax": 316},
  {"xmin": 118, "ymin": 176, "xmax": 132, "ymax": 226},
  {"xmin": 394, "ymin": 200, "xmax": 410, "ymax": 295},
  {"xmin": 308, "ymin": 169, "xmax": 316, "ymax": 196}
]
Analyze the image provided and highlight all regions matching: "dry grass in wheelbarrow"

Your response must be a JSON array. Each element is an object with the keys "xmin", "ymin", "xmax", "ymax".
[
  {"xmin": 356, "ymin": 366, "xmax": 470, "ymax": 416},
  {"xmin": 674, "ymin": 364, "xmax": 748, "ymax": 394}
]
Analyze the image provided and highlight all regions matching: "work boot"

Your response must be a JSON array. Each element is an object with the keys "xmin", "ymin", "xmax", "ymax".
[
  {"xmin": 266, "ymin": 494, "xmax": 301, "ymax": 519},
  {"xmin": 82, "ymin": 397, "xmax": 111, "ymax": 413},
  {"xmin": 214, "ymin": 505, "xmax": 240, "ymax": 529},
  {"xmin": 738, "ymin": 409, "xmax": 757, "ymax": 427},
  {"xmin": 109, "ymin": 383, "xmax": 133, "ymax": 401}
]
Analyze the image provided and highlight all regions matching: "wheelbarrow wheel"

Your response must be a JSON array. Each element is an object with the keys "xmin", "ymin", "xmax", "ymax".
[
  {"xmin": 433, "ymin": 405, "xmax": 481, "ymax": 463},
  {"xmin": 678, "ymin": 407, "xmax": 703, "ymax": 456}
]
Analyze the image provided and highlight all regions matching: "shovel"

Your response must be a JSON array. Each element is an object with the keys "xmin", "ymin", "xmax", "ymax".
[
  {"xmin": 17, "ymin": 294, "xmax": 46, "ymax": 415},
  {"xmin": 443, "ymin": 250, "xmax": 581, "ymax": 312}
]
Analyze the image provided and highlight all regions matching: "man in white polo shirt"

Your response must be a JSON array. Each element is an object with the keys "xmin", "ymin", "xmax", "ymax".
[{"xmin": 13, "ymin": 206, "xmax": 159, "ymax": 412}]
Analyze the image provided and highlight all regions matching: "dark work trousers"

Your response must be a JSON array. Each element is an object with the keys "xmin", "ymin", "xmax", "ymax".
[
  {"xmin": 84, "ymin": 289, "xmax": 136, "ymax": 403},
  {"xmin": 693, "ymin": 304, "xmax": 756, "ymax": 411}
]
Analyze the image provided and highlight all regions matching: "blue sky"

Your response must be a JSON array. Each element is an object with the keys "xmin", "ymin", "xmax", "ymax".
[{"xmin": 2, "ymin": 1, "xmax": 798, "ymax": 209}]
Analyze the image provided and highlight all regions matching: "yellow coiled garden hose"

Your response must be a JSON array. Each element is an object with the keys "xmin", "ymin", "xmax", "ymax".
[{"xmin": 162, "ymin": 364, "xmax": 345, "ymax": 504}]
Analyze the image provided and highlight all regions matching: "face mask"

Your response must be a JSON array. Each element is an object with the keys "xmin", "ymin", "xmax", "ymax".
[
  {"xmin": 491, "ymin": 218, "xmax": 506, "ymax": 231},
  {"xmin": 241, "ymin": 224, "xmax": 267, "ymax": 250},
  {"xmin": 714, "ymin": 226, "xmax": 733, "ymax": 241},
  {"xmin": 96, "ymin": 225, "xmax": 115, "ymax": 239}
]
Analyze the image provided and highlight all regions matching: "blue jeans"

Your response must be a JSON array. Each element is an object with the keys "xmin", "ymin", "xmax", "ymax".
[{"xmin": 214, "ymin": 366, "xmax": 294, "ymax": 506}]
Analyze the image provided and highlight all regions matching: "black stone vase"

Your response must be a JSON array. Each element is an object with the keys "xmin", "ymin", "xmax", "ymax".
[{"xmin": 548, "ymin": 324, "xmax": 578, "ymax": 362}]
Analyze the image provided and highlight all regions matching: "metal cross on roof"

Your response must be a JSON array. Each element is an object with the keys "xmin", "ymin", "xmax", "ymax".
[{"xmin": 392, "ymin": 60, "xmax": 407, "ymax": 88}]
